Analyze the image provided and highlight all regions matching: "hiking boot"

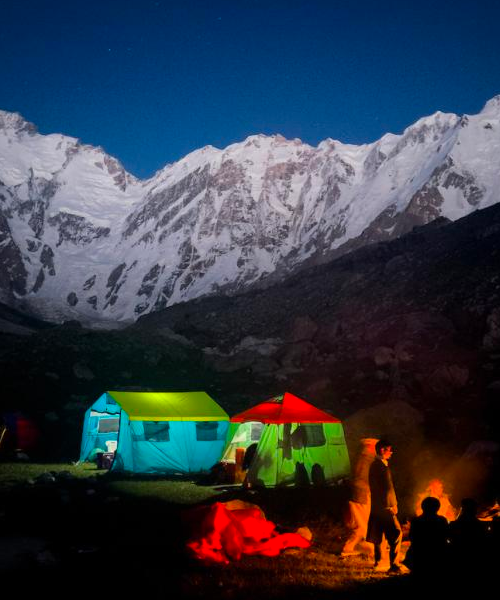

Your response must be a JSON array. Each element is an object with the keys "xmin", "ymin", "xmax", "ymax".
[
  {"xmin": 388, "ymin": 564, "xmax": 402, "ymax": 574},
  {"xmin": 373, "ymin": 563, "xmax": 387, "ymax": 572}
]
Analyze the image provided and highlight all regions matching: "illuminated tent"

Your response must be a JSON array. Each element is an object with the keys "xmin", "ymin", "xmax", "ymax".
[
  {"xmin": 0, "ymin": 412, "xmax": 40, "ymax": 455},
  {"xmin": 79, "ymin": 391, "xmax": 230, "ymax": 474},
  {"xmin": 222, "ymin": 392, "xmax": 350, "ymax": 487}
]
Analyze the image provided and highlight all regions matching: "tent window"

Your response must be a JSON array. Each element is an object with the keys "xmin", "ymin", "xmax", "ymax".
[
  {"xmin": 196, "ymin": 421, "xmax": 218, "ymax": 441},
  {"xmin": 291, "ymin": 424, "xmax": 325, "ymax": 449},
  {"xmin": 302, "ymin": 424, "xmax": 326, "ymax": 447},
  {"xmin": 143, "ymin": 422, "xmax": 170, "ymax": 442},
  {"xmin": 250, "ymin": 422, "xmax": 264, "ymax": 441},
  {"xmin": 98, "ymin": 418, "xmax": 119, "ymax": 433}
]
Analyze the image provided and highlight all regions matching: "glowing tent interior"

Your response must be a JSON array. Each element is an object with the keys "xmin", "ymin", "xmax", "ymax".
[
  {"xmin": 79, "ymin": 391, "xmax": 229, "ymax": 474},
  {"xmin": 222, "ymin": 392, "xmax": 350, "ymax": 487}
]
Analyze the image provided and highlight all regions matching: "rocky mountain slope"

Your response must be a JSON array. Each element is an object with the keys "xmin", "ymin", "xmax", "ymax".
[
  {"xmin": 2, "ymin": 203, "xmax": 499, "ymax": 488},
  {"xmin": 135, "ymin": 202, "xmax": 500, "ymax": 412},
  {"xmin": 133, "ymin": 201, "xmax": 500, "ymax": 500},
  {"xmin": 1, "ymin": 97, "xmax": 500, "ymax": 324}
]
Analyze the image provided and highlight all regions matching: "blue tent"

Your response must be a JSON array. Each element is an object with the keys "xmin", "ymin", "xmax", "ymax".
[{"xmin": 79, "ymin": 391, "xmax": 230, "ymax": 474}]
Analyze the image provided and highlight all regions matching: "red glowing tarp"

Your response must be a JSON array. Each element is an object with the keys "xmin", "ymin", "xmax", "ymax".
[
  {"xmin": 231, "ymin": 392, "xmax": 340, "ymax": 424},
  {"xmin": 186, "ymin": 501, "xmax": 311, "ymax": 563}
]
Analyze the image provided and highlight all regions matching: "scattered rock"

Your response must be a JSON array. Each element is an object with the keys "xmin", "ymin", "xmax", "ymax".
[
  {"xmin": 289, "ymin": 316, "xmax": 318, "ymax": 342},
  {"xmin": 36, "ymin": 549, "xmax": 58, "ymax": 566},
  {"xmin": 56, "ymin": 470, "xmax": 75, "ymax": 481},
  {"xmin": 426, "ymin": 364, "xmax": 469, "ymax": 396},
  {"xmin": 35, "ymin": 472, "xmax": 56, "ymax": 484},
  {"xmin": 67, "ymin": 292, "xmax": 78, "ymax": 306},
  {"xmin": 277, "ymin": 341, "xmax": 317, "ymax": 369},
  {"xmin": 374, "ymin": 346, "xmax": 396, "ymax": 367},
  {"xmin": 44, "ymin": 411, "xmax": 59, "ymax": 422},
  {"xmin": 44, "ymin": 371, "xmax": 60, "ymax": 380},
  {"xmin": 375, "ymin": 370, "xmax": 390, "ymax": 381},
  {"xmin": 483, "ymin": 308, "xmax": 500, "ymax": 350},
  {"xmin": 15, "ymin": 451, "xmax": 30, "ymax": 462},
  {"xmin": 72, "ymin": 362, "xmax": 95, "ymax": 380}
]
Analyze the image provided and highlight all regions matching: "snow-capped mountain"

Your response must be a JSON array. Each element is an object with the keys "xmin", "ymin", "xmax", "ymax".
[{"xmin": 1, "ymin": 97, "xmax": 499, "ymax": 324}]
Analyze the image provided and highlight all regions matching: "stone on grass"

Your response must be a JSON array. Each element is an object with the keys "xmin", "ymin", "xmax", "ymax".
[{"xmin": 35, "ymin": 472, "xmax": 56, "ymax": 484}]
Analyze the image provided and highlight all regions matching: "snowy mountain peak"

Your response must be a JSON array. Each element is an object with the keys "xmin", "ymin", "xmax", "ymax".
[
  {"xmin": 480, "ymin": 94, "xmax": 500, "ymax": 115},
  {"xmin": 404, "ymin": 110, "xmax": 459, "ymax": 136},
  {"xmin": 0, "ymin": 110, "xmax": 37, "ymax": 135},
  {"xmin": 0, "ymin": 97, "xmax": 499, "ymax": 325}
]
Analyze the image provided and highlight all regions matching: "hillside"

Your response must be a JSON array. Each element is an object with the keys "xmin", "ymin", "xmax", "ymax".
[{"xmin": 1, "ymin": 204, "xmax": 499, "ymax": 493}]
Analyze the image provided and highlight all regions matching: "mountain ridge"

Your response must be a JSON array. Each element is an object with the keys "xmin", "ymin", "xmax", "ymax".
[{"xmin": 1, "ymin": 97, "xmax": 499, "ymax": 323}]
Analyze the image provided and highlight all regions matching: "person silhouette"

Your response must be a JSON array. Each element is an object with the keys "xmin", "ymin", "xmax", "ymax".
[
  {"xmin": 341, "ymin": 438, "xmax": 378, "ymax": 557},
  {"xmin": 403, "ymin": 496, "xmax": 449, "ymax": 577},
  {"xmin": 366, "ymin": 439, "xmax": 402, "ymax": 572},
  {"xmin": 242, "ymin": 443, "xmax": 258, "ymax": 471},
  {"xmin": 448, "ymin": 498, "xmax": 487, "ymax": 575}
]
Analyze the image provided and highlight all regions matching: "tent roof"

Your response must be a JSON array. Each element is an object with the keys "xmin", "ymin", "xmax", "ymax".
[
  {"xmin": 106, "ymin": 391, "xmax": 229, "ymax": 422},
  {"xmin": 231, "ymin": 392, "xmax": 341, "ymax": 424}
]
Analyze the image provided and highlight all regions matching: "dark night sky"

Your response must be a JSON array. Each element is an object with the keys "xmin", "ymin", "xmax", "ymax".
[{"xmin": 1, "ymin": 0, "xmax": 499, "ymax": 178}]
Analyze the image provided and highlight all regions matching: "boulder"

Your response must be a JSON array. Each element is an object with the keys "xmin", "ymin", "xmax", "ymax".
[
  {"xmin": 72, "ymin": 362, "xmax": 95, "ymax": 380},
  {"xmin": 373, "ymin": 346, "xmax": 396, "ymax": 367},
  {"xmin": 289, "ymin": 316, "xmax": 318, "ymax": 342},
  {"xmin": 35, "ymin": 472, "xmax": 56, "ymax": 484},
  {"xmin": 483, "ymin": 308, "xmax": 500, "ymax": 350},
  {"xmin": 426, "ymin": 364, "xmax": 469, "ymax": 397}
]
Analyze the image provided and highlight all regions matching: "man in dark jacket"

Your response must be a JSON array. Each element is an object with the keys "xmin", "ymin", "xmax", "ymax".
[{"xmin": 367, "ymin": 439, "xmax": 402, "ymax": 572}]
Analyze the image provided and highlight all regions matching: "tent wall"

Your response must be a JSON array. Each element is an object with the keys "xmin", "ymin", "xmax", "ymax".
[
  {"xmin": 246, "ymin": 422, "xmax": 350, "ymax": 487},
  {"xmin": 111, "ymin": 416, "xmax": 229, "ymax": 474}
]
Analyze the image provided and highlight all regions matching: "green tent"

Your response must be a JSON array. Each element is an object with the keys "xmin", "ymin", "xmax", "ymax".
[
  {"xmin": 80, "ymin": 391, "xmax": 229, "ymax": 474},
  {"xmin": 224, "ymin": 392, "xmax": 350, "ymax": 487}
]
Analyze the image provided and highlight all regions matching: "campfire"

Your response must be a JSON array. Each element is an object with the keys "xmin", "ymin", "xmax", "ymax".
[{"xmin": 414, "ymin": 479, "xmax": 458, "ymax": 521}]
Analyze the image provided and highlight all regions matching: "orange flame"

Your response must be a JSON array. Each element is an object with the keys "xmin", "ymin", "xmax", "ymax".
[{"xmin": 415, "ymin": 478, "xmax": 458, "ymax": 521}]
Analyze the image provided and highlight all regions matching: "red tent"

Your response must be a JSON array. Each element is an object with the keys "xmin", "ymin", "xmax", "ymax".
[{"xmin": 231, "ymin": 392, "xmax": 340, "ymax": 424}]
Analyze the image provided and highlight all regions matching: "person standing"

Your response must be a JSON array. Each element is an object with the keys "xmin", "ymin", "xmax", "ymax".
[
  {"xmin": 367, "ymin": 439, "xmax": 403, "ymax": 572},
  {"xmin": 341, "ymin": 438, "xmax": 378, "ymax": 557}
]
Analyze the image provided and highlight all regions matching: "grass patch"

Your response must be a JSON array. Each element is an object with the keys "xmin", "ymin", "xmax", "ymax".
[
  {"xmin": 0, "ymin": 461, "xmax": 101, "ymax": 487},
  {"xmin": 0, "ymin": 462, "xmax": 417, "ymax": 599},
  {"xmin": 106, "ymin": 478, "xmax": 221, "ymax": 504}
]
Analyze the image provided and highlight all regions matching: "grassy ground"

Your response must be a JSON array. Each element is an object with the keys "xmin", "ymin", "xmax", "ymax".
[
  {"xmin": 1, "ymin": 461, "xmax": 473, "ymax": 599},
  {"xmin": 0, "ymin": 461, "xmax": 99, "ymax": 486}
]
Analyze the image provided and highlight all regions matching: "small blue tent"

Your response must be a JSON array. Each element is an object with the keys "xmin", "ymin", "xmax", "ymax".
[{"xmin": 79, "ymin": 391, "xmax": 230, "ymax": 474}]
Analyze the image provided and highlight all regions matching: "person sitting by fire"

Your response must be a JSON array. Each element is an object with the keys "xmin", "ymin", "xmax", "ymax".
[
  {"xmin": 448, "ymin": 498, "xmax": 488, "ymax": 574},
  {"xmin": 403, "ymin": 496, "xmax": 450, "ymax": 577}
]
